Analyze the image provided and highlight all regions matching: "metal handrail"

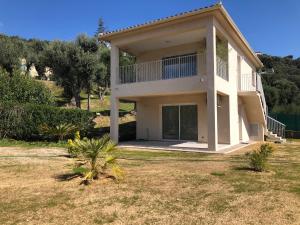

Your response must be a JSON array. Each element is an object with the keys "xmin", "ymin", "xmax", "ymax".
[
  {"xmin": 256, "ymin": 73, "xmax": 267, "ymax": 117},
  {"xmin": 267, "ymin": 115, "xmax": 286, "ymax": 138},
  {"xmin": 118, "ymin": 53, "xmax": 206, "ymax": 84}
]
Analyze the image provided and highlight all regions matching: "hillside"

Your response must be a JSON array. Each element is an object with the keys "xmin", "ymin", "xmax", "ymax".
[
  {"xmin": 40, "ymin": 80, "xmax": 135, "ymax": 129},
  {"xmin": 258, "ymin": 54, "xmax": 300, "ymax": 113}
]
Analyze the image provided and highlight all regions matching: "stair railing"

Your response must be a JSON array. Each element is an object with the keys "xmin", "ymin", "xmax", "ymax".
[{"xmin": 266, "ymin": 115, "xmax": 286, "ymax": 138}]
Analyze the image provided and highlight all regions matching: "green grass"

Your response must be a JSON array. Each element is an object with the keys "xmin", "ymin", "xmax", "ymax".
[
  {"xmin": 0, "ymin": 142, "xmax": 300, "ymax": 224},
  {"xmin": 0, "ymin": 139, "xmax": 67, "ymax": 148}
]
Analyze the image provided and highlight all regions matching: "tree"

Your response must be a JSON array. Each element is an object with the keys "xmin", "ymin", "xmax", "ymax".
[
  {"xmin": 0, "ymin": 35, "xmax": 25, "ymax": 74},
  {"xmin": 264, "ymin": 85, "xmax": 279, "ymax": 110},
  {"xmin": 274, "ymin": 79, "xmax": 298, "ymax": 105},
  {"xmin": 95, "ymin": 18, "xmax": 105, "ymax": 37},
  {"xmin": 25, "ymin": 39, "xmax": 49, "ymax": 79},
  {"xmin": 44, "ymin": 40, "xmax": 85, "ymax": 108},
  {"xmin": 94, "ymin": 45, "xmax": 110, "ymax": 106},
  {"xmin": 75, "ymin": 34, "xmax": 99, "ymax": 111}
]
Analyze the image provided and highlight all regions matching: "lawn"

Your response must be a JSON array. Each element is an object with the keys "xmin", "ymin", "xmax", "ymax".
[{"xmin": 0, "ymin": 142, "xmax": 299, "ymax": 225}]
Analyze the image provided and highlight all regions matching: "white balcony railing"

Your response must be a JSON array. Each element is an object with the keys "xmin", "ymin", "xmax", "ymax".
[
  {"xmin": 216, "ymin": 56, "xmax": 228, "ymax": 80},
  {"xmin": 118, "ymin": 53, "xmax": 206, "ymax": 84},
  {"xmin": 239, "ymin": 73, "xmax": 267, "ymax": 115},
  {"xmin": 239, "ymin": 73, "xmax": 256, "ymax": 91},
  {"xmin": 256, "ymin": 74, "xmax": 267, "ymax": 116}
]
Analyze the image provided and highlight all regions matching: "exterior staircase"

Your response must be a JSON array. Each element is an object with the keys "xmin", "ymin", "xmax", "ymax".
[
  {"xmin": 256, "ymin": 74, "xmax": 286, "ymax": 143},
  {"xmin": 266, "ymin": 116, "xmax": 286, "ymax": 143}
]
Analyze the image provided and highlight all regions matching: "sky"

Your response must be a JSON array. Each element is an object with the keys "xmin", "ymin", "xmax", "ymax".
[{"xmin": 0, "ymin": 0, "xmax": 299, "ymax": 57}]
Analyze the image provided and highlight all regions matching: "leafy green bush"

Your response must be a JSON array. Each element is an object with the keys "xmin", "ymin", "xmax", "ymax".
[
  {"xmin": 0, "ymin": 69, "xmax": 54, "ymax": 105},
  {"xmin": 67, "ymin": 131, "xmax": 81, "ymax": 157},
  {"xmin": 0, "ymin": 103, "xmax": 95, "ymax": 140},
  {"xmin": 70, "ymin": 134, "xmax": 123, "ymax": 185},
  {"xmin": 245, "ymin": 143, "xmax": 275, "ymax": 172}
]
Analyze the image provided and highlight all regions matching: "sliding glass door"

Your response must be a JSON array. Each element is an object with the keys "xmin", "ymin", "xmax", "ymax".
[
  {"xmin": 162, "ymin": 105, "xmax": 198, "ymax": 141},
  {"xmin": 162, "ymin": 106, "xmax": 179, "ymax": 140}
]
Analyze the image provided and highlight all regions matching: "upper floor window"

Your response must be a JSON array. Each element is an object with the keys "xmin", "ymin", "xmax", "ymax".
[{"xmin": 162, "ymin": 53, "xmax": 197, "ymax": 79}]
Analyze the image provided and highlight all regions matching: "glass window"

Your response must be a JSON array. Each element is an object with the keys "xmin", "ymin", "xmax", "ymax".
[{"xmin": 162, "ymin": 53, "xmax": 197, "ymax": 79}]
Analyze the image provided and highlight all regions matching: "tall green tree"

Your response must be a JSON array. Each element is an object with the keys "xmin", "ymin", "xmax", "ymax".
[
  {"xmin": 25, "ymin": 39, "xmax": 49, "ymax": 79},
  {"xmin": 75, "ymin": 34, "xmax": 99, "ymax": 111},
  {"xmin": 95, "ymin": 18, "xmax": 105, "ymax": 37},
  {"xmin": 0, "ymin": 35, "xmax": 25, "ymax": 73},
  {"xmin": 44, "ymin": 40, "xmax": 85, "ymax": 108}
]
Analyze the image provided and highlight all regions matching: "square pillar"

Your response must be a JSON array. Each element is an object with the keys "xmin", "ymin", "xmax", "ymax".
[
  {"xmin": 110, "ymin": 96, "xmax": 119, "ymax": 143},
  {"xmin": 206, "ymin": 17, "xmax": 218, "ymax": 151},
  {"xmin": 228, "ymin": 42, "xmax": 240, "ymax": 145},
  {"xmin": 110, "ymin": 44, "xmax": 119, "ymax": 143},
  {"xmin": 110, "ymin": 44, "xmax": 119, "ymax": 87}
]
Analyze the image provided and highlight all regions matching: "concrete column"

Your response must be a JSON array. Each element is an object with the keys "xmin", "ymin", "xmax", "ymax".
[
  {"xmin": 206, "ymin": 17, "xmax": 218, "ymax": 151},
  {"xmin": 110, "ymin": 44, "xmax": 119, "ymax": 143},
  {"xmin": 110, "ymin": 44, "xmax": 119, "ymax": 88},
  {"xmin": 228, "ymin": 42, "xmax": 240, "ymax": 145},
  {"xmin": 110, "ymin": 96, "xmax": 119, "ymax": 143}
]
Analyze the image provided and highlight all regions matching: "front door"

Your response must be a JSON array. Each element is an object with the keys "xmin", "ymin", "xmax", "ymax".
[{"xmin": 162, "ymin": 105, "xmax": 198, "ymax": 141}]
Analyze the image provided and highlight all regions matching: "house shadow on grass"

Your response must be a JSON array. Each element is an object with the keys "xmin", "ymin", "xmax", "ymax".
[
  {"xmin": 233, "ymin": 166, "xmax": 254, "ymax": 171},
  {"xmin": 54, "ymin": 173, "xmax": 80, "ymax": 182}
]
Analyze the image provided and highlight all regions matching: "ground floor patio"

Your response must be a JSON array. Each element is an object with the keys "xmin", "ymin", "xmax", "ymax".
[{"xmin": 118, "ymin": 140, "xmax": 251, "ymax": 154}]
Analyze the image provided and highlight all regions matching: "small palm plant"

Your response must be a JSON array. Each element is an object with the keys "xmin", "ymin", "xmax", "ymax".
[
  {"xmin": 39, "ymin": 123, "xmax": 77, "ymax": 141},
  {"xmin": 70, "ymin": 134, "xmax": 123, "ymax": 184}
]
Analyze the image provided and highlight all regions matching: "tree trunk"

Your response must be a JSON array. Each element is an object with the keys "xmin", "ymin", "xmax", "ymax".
[
  {"xmin": 87, "ymin": 92, "xmax": 91, "ymax": 111},
  {"xmin": 74, "ymin": 92, "xmax": 81, "ymax": 109}
]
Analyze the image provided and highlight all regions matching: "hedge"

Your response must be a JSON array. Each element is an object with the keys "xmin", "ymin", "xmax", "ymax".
[
  {"xmin": 0, "ymin": 70, "xmax": 54, "ymax": 105},
  {"xmin": 0, "ymin": 103, "xmax": 95, "ymax": 140}
]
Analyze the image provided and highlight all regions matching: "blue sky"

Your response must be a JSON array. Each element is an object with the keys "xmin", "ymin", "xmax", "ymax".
[{"xmin": 0, "ymin": 0, "xmax": 299, "ymax": 57}]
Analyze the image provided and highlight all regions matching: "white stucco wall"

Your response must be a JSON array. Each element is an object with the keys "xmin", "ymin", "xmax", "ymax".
[{"xmin": 136, "ymin": 93, "xmax": 208, "ymax": 142}]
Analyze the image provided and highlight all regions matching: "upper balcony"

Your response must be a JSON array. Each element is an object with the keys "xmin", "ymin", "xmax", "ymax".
[
  {"xmin": 239, "ymin": 73, "xmax": 267, "ymax": 118},
  {"xmin": 118, "ymin": 53, "xmax": 206, "ymax": 84},
  {"xmin": 118, "ymin": 53, "xmax": 228, "ymax": 85}
]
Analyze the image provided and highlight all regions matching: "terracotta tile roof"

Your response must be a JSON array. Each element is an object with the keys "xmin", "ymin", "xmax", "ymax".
[{"xmin": 99, "ymin": 3, "xmax": 219, "ymax": 37}]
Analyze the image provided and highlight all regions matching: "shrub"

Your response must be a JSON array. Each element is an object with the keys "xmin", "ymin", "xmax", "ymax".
[
  {"xmin": 0, "ymin": 102, "xmax": 95, "ymax": 140},
  {"xmin": 39, "ymin": 123, "xmax": 77, "ymax": 141},
  {"xmin": 245, "ymin": 143, "xmax": 275, "ymax": 172},
  {"xmin": 70, "ymin": 134, "xmax": 123, "ymax": 185},
  {"xmin": 68, "ymin": 131, "xmax": 81, "ymax": 157},
  {"xmin": 0, "ymin": 69, "xmax": 54, "ymax": 105}
]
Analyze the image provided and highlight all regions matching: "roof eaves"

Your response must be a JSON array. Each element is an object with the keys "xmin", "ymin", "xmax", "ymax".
[{"xmin": 99, "ymin": 3, "xmax": 220, "ymax": 40}]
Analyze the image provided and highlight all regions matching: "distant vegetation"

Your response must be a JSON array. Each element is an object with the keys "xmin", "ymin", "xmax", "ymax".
[
  {"xmin": 0, "ymin": 18, "xmax": 136, "ymax": 141},
  {"xmin": 259, "ymin": 54, "xmax": 300, "ymax": 114},
  {"xmin": 0, "ymin": 18, "xmax": 135, "ymax": 111}
]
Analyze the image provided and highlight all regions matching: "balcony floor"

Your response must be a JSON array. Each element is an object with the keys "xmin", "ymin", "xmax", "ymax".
[{"xmin": 118, "ymin": 140, "xmax": 249, "ymax": 154}]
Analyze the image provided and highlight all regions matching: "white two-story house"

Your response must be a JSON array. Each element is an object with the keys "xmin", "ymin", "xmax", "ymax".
[{"xmin": 99, "ymin": 3, "xmax": 285, "ymax": 151}]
